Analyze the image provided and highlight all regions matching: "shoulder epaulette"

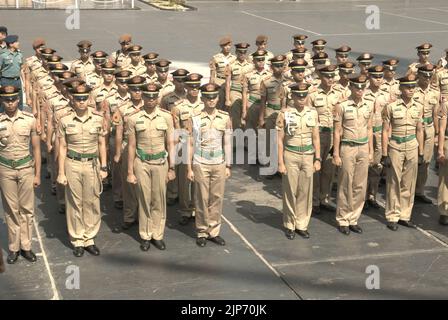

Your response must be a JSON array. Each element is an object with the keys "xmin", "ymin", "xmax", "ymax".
[
  {"xmin": 128, "ymin": 108, "xmax": 142, "ymax": 118},
  {"xmin": 92, "ymin": 110, "xmax": 104, "ymax": 117},
  {"xmin": 159, "ymin": 108, "xmax": 171, "ymax": 115},
  {"xmin": 218, "ymin": 110, "xmax": 229, "ymax": 116}
]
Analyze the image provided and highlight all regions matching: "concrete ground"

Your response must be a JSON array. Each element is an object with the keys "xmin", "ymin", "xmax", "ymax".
[{"xmin": 1, "ymin": 0, "xmax": 448, "ymax": 300}]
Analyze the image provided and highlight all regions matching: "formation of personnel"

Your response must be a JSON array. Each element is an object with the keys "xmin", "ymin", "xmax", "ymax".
[{"xmin": 1, "ymin": 30, "xmax": 448, "ymax": 266}]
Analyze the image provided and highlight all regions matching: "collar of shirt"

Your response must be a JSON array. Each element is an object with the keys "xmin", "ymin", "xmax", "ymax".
[{"xmin": 72, "ymin": 109, "xmax": 93, "ymax": 123}]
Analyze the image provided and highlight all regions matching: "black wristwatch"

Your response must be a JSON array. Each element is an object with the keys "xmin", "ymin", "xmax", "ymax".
[
  {"xmin": 100, "ymin": 166, "xmax": 108, "ymax": 172},
  {"xmin": 169, "ymin": 166, "xmax": 175, "ymax": 171}
]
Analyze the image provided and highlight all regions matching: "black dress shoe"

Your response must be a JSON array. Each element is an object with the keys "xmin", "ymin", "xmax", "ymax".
[
  {"xmin": 121, "ymin": 221, "xmax": 136, "ymax": 230},
  {"xmin": 415, "ymin": 194, "xmax": 433, "ymax": 204},
  {"xmin": 51, "ymin": 185, "xmax": 57, "ymax": 195},
  {"xmin": 196, "ymin": 237, "xmax": 207, "ymax": 247},
  {"xmin": 140, "ymin": 240, "xmax": 151, "ymax": 251},
  {"xmin": 439, "ymin": 215, "xmax": 448, "ymax": 226},
  {"xmin": 398, "ymin": 220, "xmax": 417, "ymax": 228},
  {"xmin": 349, "ymin": 225, "xmax": 363, "ymax": 234},
  {"xmin": 296, "ymin": 230, "xmax": 310, "ymax": 239},
  {"xmin": 285, "ymin": 229, "xmax": 295, "ymax": 240},
  {"xmin": 338, "ymin": 226, "xmax": 350, "ymax": 235},
  {"xmin": 321, "ymin": 203, "xmax": 336, "ymax": 212},
  {"xmin": 114, "ymin": 201, "xmax": 124, "ymax": 209},
  {"xmin": 312, "ymin": 206, "xmax": 321, "ymax": 215},
  {"xmin": 7, "ymin": 251, "xmax": 19, "ymax": 264},
  {"xmin": 85, "ymin": 245, "xmax": 100, "ymax": 256},
  {"xmin": 58, "ymin": 204, "xmax": 66, "ymax": 215},
  {"xmin": 367, "ymin": 199, "xmax": 381, "ymax": 209},
  {"xmin": 208, "ymin": 236, "xmax": 226, "ymax": 246},
  {"xmin": 179, "ymin": 216, "xmax": 190, "ymax": 226},
  {"xmin": 151, "ymin": 239, "xmax": 166, "ymax": 250},
  {"xmin": 73, "ymin": 247, "xmax": 84, "ymax": 257},
  {"xmin": 387, "ymin": 222, "xmax": 398, "ymax": 231},
  {"xmin": 20, "ymin": 250, "xmax": 37, "ymax": 262}
]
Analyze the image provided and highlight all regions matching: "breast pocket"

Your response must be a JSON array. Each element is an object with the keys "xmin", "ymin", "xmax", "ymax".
[
  {"xmin": 65, "ymin": 126, "xmax": 78, "ymax": 135},
  {"xmin": 392, "ymin": 111, "xmax": 404, "ymax": 124},
  {"xmin": 314, "ymin": 100, "xmax": 325, "ymax": 108},
  {"xmin": 305, "ymin": 117, "xmax": 316, "ymax": 127},
  {"xmin": 344, "ymin": 111, "xmax": 355, "ymax": 120}
]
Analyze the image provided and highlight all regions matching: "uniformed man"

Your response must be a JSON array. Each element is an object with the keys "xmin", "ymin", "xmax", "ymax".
[
  {"xmin": 381, "ymin": 74, "xmax": 424, "ymax": 231},
  {"xmin": 160, "ymin": 68, "xmax": 189, "ymax": 111},
  {"xmin": 414, "ymin": 64, "xmax": 440, "ymax": 204},
  {"xmin": 437, "ymin": 49, "xmax": 448, "ymax": 69},
  {"xmin": 209, "ymin": 36, "xmax": 236, "ymax": 109},
  {"xmin": 311, "ymin": 39, "xmax": 327, "ymax": 56},
  {"xmin": 436, "ymin": 99, "xmax": 448, "ymax": 225},
  {"xmin": 92, "ymin": 61, "xmax": 118, "ymax": 106},
  {"xmin": 155, "ymin": 59, "xmax": 175, "ymax": 99},
  {"xmin": 85, "ymin": 50, "xmax": 107, "ymax": 90},
  {"xmin": 381, "ymin": 59, "xmax": 400, "ymax": 100},
  {"xmin": 365, "ymin": 66, "xmax": 390, "ymax": 209},
  {"xmin": 407, "ymin": 43, "xmax": 432, "ymax": 76},
  {"xmin": 333, "ymin": 62, "xmax": 355, "ymax": 100},
  {"xmin": 335, "ymin": 46, "xmax": 351, "ymax": 64},
  {"xmin": 24, "ymin": 37, "xmax": 46, "ymax": 108},
  {"xmin": 242, "ymin": 50, "xmax": 271, "ymax": 132},
  {"xmin": 112, "ymin": 75, "xmax": 145, "ymax": 229},
  {"xmin": 126, "ymin": 83, "xmax": 176, "ymax": 251},
  {"xmin": 186, "ymin": 83, "xmax": 232, "ymax": 247},
  {"xmin": 0, "ymin": 86, "xmax": 41, "ymax": 264},
  {"xmin": 431, "ymin": 55, "xmax": 448, "ymax": 100},
  {"xmin": 0, "ymin": 26, "xmax": 7, "ymax": 54},
  {"xmin": 247, "ymin": 35, "xmax": 274, "ymax": 68},
  {"xmin": 280, "ymin": 59, "xmax": 309, "ymax": 109},
  {"xmin": 285, "ymin": 34, "xmax": 312, "ymax": 66},
  {"xmin": 258, "ymin": 55, "xmax": 287, "ymax": 177},
  {"xmin": 0, "ymin": 35, "xmax": 24, "ymax": 109},
  {"xmin": 110, "ymin": 34, "xmax": 132, "ymax": 68},
  {"xmin": 225, "ymin": 42, "xmax": 253, "ymax": 131},
  {"xmin": 356, "ymin": 53, "xmax": 374, "ymax": 76},
  {"xmin": 309, "ymin": 52, "xmax": 330, "ymax": 84},
  {"xmin": 171, "ymin": 73, "xmax": 204, "ymax": 224},
  {"xmin": 277, "ymin": 83, "xmax": 320, "ymax": 239},
  {"xmin": 333, "ymin": 74, "xmax": 373, "ymax": 235},
  {"xmin": 309, "ymin": 64, "xmax": 342, "ymax": 213},
  {"xmin": 142, "ymin": 52, "xmax": 159, "ymax": 84},
  {"xmin": 163, "ymin": 68, "xmax": 189, "ymax": 206},
  {"xmin": 70, "ymin": 40, "xmax": 95, "ymax": 80},
  {"xmin": 123, "ymin": 45, "xmax": 146, "ymax": 77}
]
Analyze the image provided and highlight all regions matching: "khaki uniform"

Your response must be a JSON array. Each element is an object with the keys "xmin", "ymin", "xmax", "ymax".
[
  {"xmin": 381, "ymin": 79, "xmax": 400, "ymax": 100},
  {"xmin": 414, "ymin": 86, "xmax": 440, "ymax": 196},
  {"xmin": 383, "ymin": 98, "xmax": 423, "ymax": 222},
  {"xmin": 110, "ymin": 50, "xmax": 131, "ymax": 69},
  {"xmin": 309, "ymin": 86, "xmax": 342, "ymax": 206},
  {"xmin": 0, "ymin": 111, "xmax": 37, "ymax": 252},
  {"xmin": 285, "ymin": 50, "xmax": 312, "ymax": 66},
  {"xmin": 437, "ymin": 102, "xmax": 448, "ymax": 217},
  {"xmin": 407, "ymin": 61, "xmax": 431, "ymax": 76},
  {"xmin": 84, "ymin": 72, "xmax": 104, "ymax": 90},
  {"xmin": 123, "ymin": 62, "xmax": 146, "ymax": 78},
  {"xmin": 260, "ymin": 74, "xmax": 287, "ymax": 160},
  {"xmin": 93, "ymin": 84, "xmax": 118, "ymax": 104},
  {"xmin": 58, "ymin": 109, "xmax": 104, "ymax": 247},
  {"xmin": 365, "ymin": 89, "xmax": 389, "ymax": 202},
  {"xmin": 432, "ymin": 67, "xmax": 448, "ymax": 99},
  {"xmin": 127, "ymin": 107, "xmax": 173, "ymax": 241},
  {"xmin": 333, "ymin": 82, "xmax": 351, "ymax": 101},
  {"xmin": 191, "ymin": 109, "xmax": 231, "ymax": 238},
  {"xmin": 172, "ymin": 98, "xmax": 204, "ymax": 217},
  {"xmin": 143, "ymin": 72, "xmax": 158, "ymax": 84},
  {"xmin": 70, "ymin": 58, "xmax": 95, "ymax": 80},
  {"xmin": 209, "ymin": 52, "xmax": 237, "ymax": 108},
  {"xmin": 160, "ymin": 90, "xmax": 186, "ymax": 111},
  {"xmin": 243, "ymin": 68, "xmax": 271, "ymax": 130},
  {"xmin": 157, "ymin": 80, "xmax": 175, "ymax": 100},
  {"xmin": 227, "ymin": 59, "xmax": 253, "ymax": 130},
  {"xmin": 276, "ymin": 106, "xmax": 318, "ymax": 231},
  {"xmin": 248, "ymin": 50, "xmax": 274, "ymax": 69},
  {"xmin": 334, "ymin": 98, "xmax": 373, "ymax": 226},
  {"xmin": 113, "ymin": 100, "xmax": 143, "ymax": 223}
]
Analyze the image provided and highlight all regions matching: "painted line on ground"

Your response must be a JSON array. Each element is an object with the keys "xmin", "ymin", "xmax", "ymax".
[
  {"xmin": 240, "ymin": 10, "xmax": 321, "ymax": 36},
  {"xmin": 321, "ymin": 30, "xmax": 448, "ymax": 36},
  {"xmin": 382, "ymin": 11, "xmax": 448, "ymax": 27}
]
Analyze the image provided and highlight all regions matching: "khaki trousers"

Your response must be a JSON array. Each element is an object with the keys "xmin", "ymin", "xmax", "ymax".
[
  {"xmin": 121, "ymin": 144, "xmax": 138, "ymax": 223},
  {"xmin": 229, "ymin": 90, "xmax": 243, "ymax": 130},
  {"xmin": 313, "ymin": 130, "xmax": 334, "ymax": 206},
  {"xmin": 178, "ymin": 163, "xmax": 195, "ymax": 217},
  {"xmin": 134, "ymin": 158, "xmax": 168, "ymax": 241},
  {"xmin": 65, "ymin": 158, "xmax": 102, "ymax": 247},
  {"xmin": 0, "ymin": 165, "xmax": 34, "ymax": 252},
  {"xmin": 438, "ymin": 138, "xmax": 448, "ymax": 217},
  {"xmin": 215, "ymin": 78, "xmax": 226, "ymax": 110},
  {"xmin": 385, "ymin": 147, "xmax": 418, "ymax": 222},
  {"xmin": 282, "ymin": 151, "xmax": 314, "ymax": 231},
  {"xmin": 53, "ymin": 135, "xmax": 65, "ymax": 205},
  {"xmin": 367, "ymin": 130, "xmax": 383, "ymax": 200},
  {"xmin": 336, "ymin": 143, "xmax": 369, "ymax": 226},
  {"xmin": 416, "ymin": 125, "xmax": 435, "ymax": 195},
  {"xmin": 110, "ymin": 134, "xmax": 123, "ymax": 202},
  {"xmin": 193, "ymin": 163, "xmax": 226, "ymax": 238}
]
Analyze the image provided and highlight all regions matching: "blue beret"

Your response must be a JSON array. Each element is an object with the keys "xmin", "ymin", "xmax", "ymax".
[{"xmin": 5, "ymin": 35, "xmax": 18, "ymax": 45}]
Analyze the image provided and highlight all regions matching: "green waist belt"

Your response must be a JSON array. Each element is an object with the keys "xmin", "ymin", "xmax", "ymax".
[
  {"xmin": 320, "ymin": 127, "xmax": 333, "ymax": 133},
  {"xmin": 248, "ymin": 95, "xmax": 261, "ymax": 104},
  {"xmin": 391, "ymin": 134, "xmax": 416, "ymax": 144},
  {"xmin": 342, "ymin": 137, "xmax": 368, "ymax": 145},
  {"xmin": 285, "ymin": 144, "xmax": 314, "ymax": 152},
  {"xmin": 195, "ymin": 149, "xmax": 223, "ymax": 160},
  {"xmin": 67, "ymin": 150, "xmax": 97, "ymax": 159},
  {"xmin": 137, "ymin": 148, "xmax": 167, "ymax": 161},
  {"xmin": 0, "ymin": 154, "xmax": 32, "ymax": 169},
  {"xmin": 267, "ymin": 103, "xmax": 281, "ymax": 111},
  {"xmin": 423, "ymin": 117, "xmax": 433, "ymax": 124},
  {"xmin": 373, "ymin": 126, "xmax": 382, "ymax": 133}
]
